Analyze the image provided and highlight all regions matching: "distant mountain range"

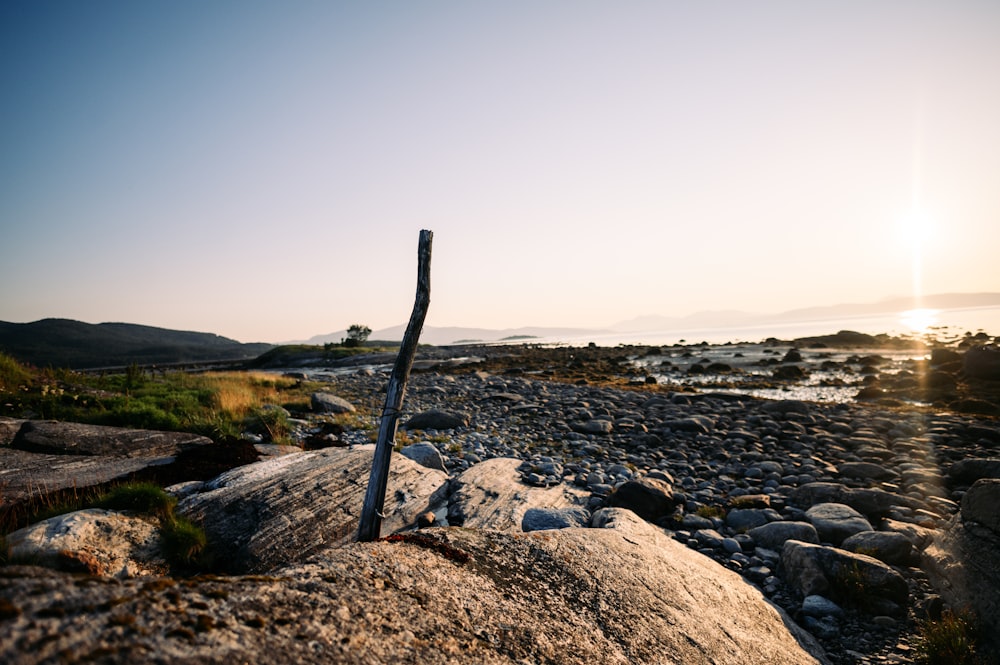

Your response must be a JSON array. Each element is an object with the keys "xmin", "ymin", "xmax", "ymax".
[
  {"xmin": 0, "ymin": 319, "xmax": 273, "ymax": 369},
  {"xmin": 298, "ymin": 292, "xmax": 1000, "ymax": 346},
  {"xmin": 4, "ymin": 292, "xmax": 997, "ymax": 369},
  {"xmin": 609, "ymin": 292, "xmax": 1000, "ymax": 333}
]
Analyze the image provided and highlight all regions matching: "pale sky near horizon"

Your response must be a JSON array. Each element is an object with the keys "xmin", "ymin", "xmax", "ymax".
[{"xmin": 2, "ymin": 1, "xmax": 999, "ymax": 343}]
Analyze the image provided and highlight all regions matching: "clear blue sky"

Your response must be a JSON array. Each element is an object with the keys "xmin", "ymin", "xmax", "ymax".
[{"xmin": 2, "ymin": 1, "xmax": 998, "ymax": 342}]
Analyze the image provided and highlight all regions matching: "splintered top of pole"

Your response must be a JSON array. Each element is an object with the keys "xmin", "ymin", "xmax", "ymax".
[
  {"xmin": 356, "ymin": 229, "xmax": 432, "ymax": 542},
  {"xmin": 392, "ymin": 229, "xmax": 432, "ymax": 374}
]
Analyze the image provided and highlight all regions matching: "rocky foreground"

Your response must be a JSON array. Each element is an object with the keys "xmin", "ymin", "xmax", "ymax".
[{"xmin": 3, "ymin": 342, "xmax": 1000, "ymax": 664}]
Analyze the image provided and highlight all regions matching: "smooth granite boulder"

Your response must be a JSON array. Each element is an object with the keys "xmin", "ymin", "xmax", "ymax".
[
  {"xmin": 178, "ymin": 446, "xmax": 448, "ymax": 573},
  {"xmin": 310, "ymin": 392, "xmax": 356, "ymax": 414},
  {"xmin": 805, "ymin": 503, "xmax": 873, "ymax": 546},
  {"xmin": 0, "ymin": 509, "xmax": 830, "ymax": 665},
  {"xmin": 447, "ymin": 457, "xmax": 587, "ymax": 530},
  {"xmin": 781, "ymin": 540, "xmax": 908, "ymax": 614},
  {"xmin": 604, "ymin": 476, "xmax": 676, "ymax": 522},
  {"xmin": 399, "ymin": 442, "xmax": 448, "ymax": 472},
  {"xmin": 840, "ymin": 531, "xmax": 914, "ymax": 566},
  {"xmin": 749, "ymin": 521, "xmax": 820, "ymax": 550}
]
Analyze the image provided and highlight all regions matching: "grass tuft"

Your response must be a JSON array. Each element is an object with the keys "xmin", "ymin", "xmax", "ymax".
[
  {"xmin": 914, "ymin": 609, "xmax": 981, "ymax": 665},
  {"xmin": 95, "ymin": 483, "xmax": 178, "ymax": 520},
  {"xmin": 161, "ymin": 516, "xmax": 207, "ymax": 566}
]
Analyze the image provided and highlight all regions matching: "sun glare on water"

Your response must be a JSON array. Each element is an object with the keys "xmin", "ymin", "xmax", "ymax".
[{"xmin": 899, "ymin": 308, "xmax": 939, "ymax": 334}]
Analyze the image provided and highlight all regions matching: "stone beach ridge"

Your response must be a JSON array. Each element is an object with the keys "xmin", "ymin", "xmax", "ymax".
[
  {"xmin": 324, "ymin": 342, "xmax": 1000, "ymax": 664},
  {"xmin": 2, "ymin": 340, "xmax": 1000, "ymax": 664}
]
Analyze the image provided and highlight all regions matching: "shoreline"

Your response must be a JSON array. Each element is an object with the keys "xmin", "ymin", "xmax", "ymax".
[{"xmin": 314, "ymin": 350, "xmax": 1000, "ymax": 665}]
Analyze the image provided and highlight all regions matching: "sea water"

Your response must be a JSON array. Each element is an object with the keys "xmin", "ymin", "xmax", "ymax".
[{"xmin": 539, "ymin": 304, "xmax": 1000, "ymax": 348}]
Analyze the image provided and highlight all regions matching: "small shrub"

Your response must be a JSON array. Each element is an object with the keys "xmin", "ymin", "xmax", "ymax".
[{"xmin": 914, "ymin": 609, "xmax": 981, "ymax": 665}]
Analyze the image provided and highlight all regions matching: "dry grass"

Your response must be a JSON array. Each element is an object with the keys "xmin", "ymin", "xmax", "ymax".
[{"xmin": 186, "ymin": 372, "xmax": 302, "ymax": 418}]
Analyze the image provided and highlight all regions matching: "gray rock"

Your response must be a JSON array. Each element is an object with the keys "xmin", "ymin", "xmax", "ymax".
[
  {"xmin": 961, "ymin": 477, "xmax": 1000, "ymax": 532},
  {"xmin": 881, "ymin": 518, "xmax": 935, "ymax": 551},
  {"xmin": 571, "ymin": 419, "xmax": 614, "ymax": 435},
  {"xmin": 923, "ymin": 479, "xmax": 1000, "ymax": 658},
  {"xmin": 722, "ymin": 537, "xmax": 743, "ymax": 554},
  {"xmin": 0, "ymin": 416, "xmax": 24, "ymax": 446},
  {"xmin": 761, "ymin": 400, "xmax": 812, "ymax": 416},
  {"xmin": 399, "ymin": 442, "xmax": 447, "ymax": 472},
  {"xmin": 664, "ymin": 417, "xmax": 713, "ymax": 434},
  {"xmin": 695, "ymin": 528, "xmax": 725, "ymax": 548},
  {"xmin": 749, "ymin": 521, "xmax": 820, "ymax": 550},
  {"xmin": 178, "ymin": 447, "xmax": 448, "ymax": 573},
  {"xmin": 947, "ymin": 457, "xmax": 1000, "ymax": 486},
  {"xmin": 802, "ymin": 616, "xmax": 840, "ymax": 640},
  {"xmin": 781, "ymin": 540, "xmax": 908, "ymax": 612},
  {"xmin": 0, "ymin": 421, "xmax": 214, "ymax": 506},
  {"xmin": 3, "ymin": 508, "xmax": 165, "ymax": 578},
  {"xmin": 840, "ymin": 531, "xmax": 914, "ymax": 566},
  {"xmin": 403, "ymin": 409, "xmax": 468, "ymax": 430},
  {"xmin": 681, "ymin": 513, "xmax": 715, "ymax": 530},
  {"xmin": 310, "ymin": 392, "xmax": 356, "ymax": 414},
  {"xmin": 790, "ymin": 482, "xmax": 919, "ymax": 519},
  {"xmin": 605, "ymin": 476, "xmax": 676, "ymax": 522},
  {"xmin": 837, "ymin": 462, "xmax": 897, "ymax": 481},
  {"xmin": 0, "ymin": 512, "xmax": 830, "ymax": 665},
  {"xmin": 447, "ymin": 457, "xmax": 587, "ymax": 531},
  {"xmin": 805, "ymin": 503, "xmax": 873, "ymax": 545},
  {"xmin": 802, "ymin": 595, "xmax": 844, "ymax": 618},
  {"xmin": 522, "ymin": 507, "xmax": 590, "ymax": 531},
  {"xmin": 726, "ymin": 508, "xmax": 780, "ymax": 532},
  {"xmin": 964, "ymin": 344, "xmax": 1000, "ymax": 380}
]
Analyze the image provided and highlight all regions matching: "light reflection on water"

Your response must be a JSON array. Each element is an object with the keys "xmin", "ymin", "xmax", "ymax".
[
  {"xmin": 632, "ymin": 343, "xmax": 932, "ymax": 405},
  {"xmin": 528, "ymin": 304, "xmax": 1000, "ymax": 349},
  {"xmin": 899, "ymin": 308, "xmax": 940, "ymax": 334}
]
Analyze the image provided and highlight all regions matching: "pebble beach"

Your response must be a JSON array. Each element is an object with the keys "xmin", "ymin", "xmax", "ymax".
[{"xmin": 286, "ymin": 337, "xmax": 1000, "ymax": 665}]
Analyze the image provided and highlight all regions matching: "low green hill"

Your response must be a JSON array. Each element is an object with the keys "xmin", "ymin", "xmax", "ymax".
[{"xmin": 0, "ymin": 319, "xmax": 273, "ymax": 369}]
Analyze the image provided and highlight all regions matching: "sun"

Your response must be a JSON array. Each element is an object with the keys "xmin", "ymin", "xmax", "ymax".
[{"xmin": 899, "ymin": 208, "xmax": 934, "ymax": 250}]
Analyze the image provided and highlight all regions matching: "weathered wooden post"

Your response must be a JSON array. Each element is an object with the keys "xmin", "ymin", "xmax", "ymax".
[{"xmin": 357, "ymin": 229, "xmax": 433, "ymax": 542}]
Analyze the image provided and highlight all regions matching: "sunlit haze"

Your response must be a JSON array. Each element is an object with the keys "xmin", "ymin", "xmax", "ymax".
[{"xmin": 2, "ymin": 2, "xmax": 999, "ymax": 343}]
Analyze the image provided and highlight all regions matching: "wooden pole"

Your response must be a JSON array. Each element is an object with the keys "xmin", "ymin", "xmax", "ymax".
[{"xmin": 357, "ymin": 229, "xmax": 433, "ymax": 542}]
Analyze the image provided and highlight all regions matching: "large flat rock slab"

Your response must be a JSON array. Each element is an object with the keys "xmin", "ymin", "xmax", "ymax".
[
  {"xmin": 0, "ymin": 509, "xmax": 828, "ymax": 665},
  {"xmin": 447, "ymin": 457, "xmax": 588, "ymax": 531},
  {"xmin": 177, "ymin": 446, "xmax": 449, "ymax": 573},
  {"xmin": 0, "ymin": 420, "xmax": 214, "ymax": 507}
]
